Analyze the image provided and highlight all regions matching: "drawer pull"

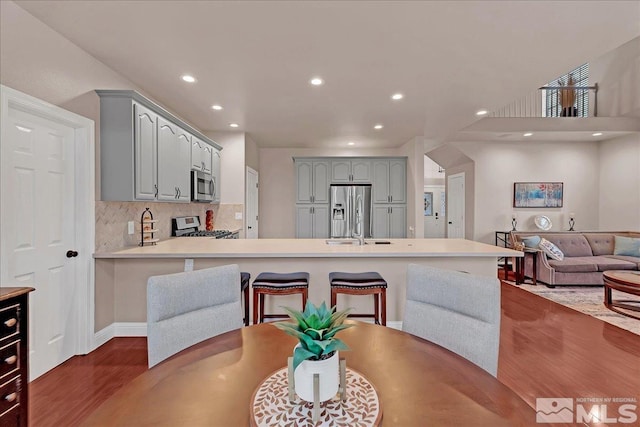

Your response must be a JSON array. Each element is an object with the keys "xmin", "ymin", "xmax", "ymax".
[
  {"xmin": 4, "ymin": 393, "xmax": 16, "ymax": 403},
  {"xmin": 3, "ymin": 318, "xmax": 16, "ymax": 328},
  {"xmin": 4, "ymin": 355, "xmax": 16, "ymax": 365}
]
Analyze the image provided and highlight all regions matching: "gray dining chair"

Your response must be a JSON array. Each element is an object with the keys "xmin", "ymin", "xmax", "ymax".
[
  {"xmin": 147, "ymin": 264, "xmax": 243, "ymax": 367},
  {"xmin": 402, "ymin": 264, "xmax": 501, "ymax": 376}
]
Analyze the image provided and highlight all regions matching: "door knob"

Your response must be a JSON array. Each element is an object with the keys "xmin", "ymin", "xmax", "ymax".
[
  {"xmin": 66, "ymin": 250, "xmax": 79, "ymax": 258},
  {"xmin": 448, "ymin": 222, "xmax": 453, "ymax": 224},
  {"xmin": 248, "ymin": 226, "xmax": 252, "ymax": 229}
]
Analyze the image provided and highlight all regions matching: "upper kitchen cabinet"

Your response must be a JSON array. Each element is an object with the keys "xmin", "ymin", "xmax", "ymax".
[
  {"xmin": 157, "ymin": 119, "xmax": 191, "ymax": 202},
  {"xmin": 191, "ymin": 137, "xmax": 213, "ymax": 174},
  {"xmin": 211, "ymin": 147, "xmax": 221, "ymax": 203},
  {"xmin": 372, "ymin": 158, "xmax": 406, "ymax": 204},
  {"xmin": 331, "ymin": 159, "xmax": 371, "ymax": 183},
  {"xmin": 97, "ymin": 90, "xmax": 221, "ymax": 202},
  {"xmin": 295, "ymin": 159, "xmax": 330, "ymax": 204},
  {"xmin": 133, "ymin": 102, "xmax": 157, "ymax": 200}
]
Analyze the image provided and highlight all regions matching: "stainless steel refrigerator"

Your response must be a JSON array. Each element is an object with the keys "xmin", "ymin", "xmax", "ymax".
[{"xmin": 330, "ymin": 185, "xmax": 372, "ymax": 239}]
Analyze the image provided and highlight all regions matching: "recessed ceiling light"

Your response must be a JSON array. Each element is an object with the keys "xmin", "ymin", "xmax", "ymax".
[
  {"xmin": 347, "ymin": 141, "xmax": 355, "ymax": 146},
  {"xmin": 476, "ymin": 110, "xmax": 488, "ymax": 116},
  {"xmin": 310, "ymin": 77, "xmax": 324, "ymax": 86},
  {"xmin": 229, "ymin": 123, "xmax": 239, "ymax": 128},
  {"xmin": 181, "ymin": 75, "xmax": 196, "ymax": 83},
  {"xmin": 523, "ymin": 132, "xmax": 533, "ymax": 137},
  {"xmin": 592, "ymin": 132, "xmax": 603, "ymax": 136},
  {"xmin": 374, "ymin": 124, "xmax": 383, "ymax": 130},
  {"xmin": 211, "ymin": 105, "xmax": 223, "ymax": 110},
  {"xmin": 391, "ymin": 93, "xmax": 404, "ymax": 100}
]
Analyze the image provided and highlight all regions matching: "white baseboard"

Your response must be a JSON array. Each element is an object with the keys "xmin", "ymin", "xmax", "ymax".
[
  {"xmin": 114, "ymin": 322, "xmax": 147, "ymax": 337},
  {"xmin": 93, "ymin": 324, "xmax": 115, "ymax": 350}
]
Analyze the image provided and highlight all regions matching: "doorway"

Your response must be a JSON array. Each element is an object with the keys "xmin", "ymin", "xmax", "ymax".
[
  {"xmin": 423, "ymin": 185, "xmax": 445, "ymax": 238},
  {"xmin": 0, "ymin": 85, "xmax": 95, "ymax": 380},
  {"xmin": 246, "ymin": 167, "xmax": 259, "ymax": 238},
  {"xmin": 447, "ymin": 172, "xmax": 465, "ymax": 238}
]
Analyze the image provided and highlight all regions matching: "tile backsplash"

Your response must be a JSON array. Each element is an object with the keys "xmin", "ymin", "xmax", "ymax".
[{"xmin": 95, "ymin": 201, "xmax": 244, "ymax": 252}]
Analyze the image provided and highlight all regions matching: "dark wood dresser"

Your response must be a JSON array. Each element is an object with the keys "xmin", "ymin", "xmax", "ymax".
[{"xmin": 0, "ymin": 288, "xmax": 33, "ymax": 427}]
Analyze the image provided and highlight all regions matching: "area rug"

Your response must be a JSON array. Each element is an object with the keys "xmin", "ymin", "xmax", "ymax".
[{"xmin": 505, "ymin": 281, "xmax": 640, "ymax": 336}]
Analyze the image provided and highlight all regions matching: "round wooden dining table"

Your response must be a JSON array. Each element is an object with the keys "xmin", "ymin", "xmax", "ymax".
[{"xmin": 82, "ymin": 321, "xmax": 535, "ymax": 426}]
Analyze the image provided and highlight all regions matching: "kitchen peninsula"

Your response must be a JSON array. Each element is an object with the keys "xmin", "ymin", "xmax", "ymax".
[{"xmin": 93, "ymin": 238, "xmax": 521, "ymax": 333}]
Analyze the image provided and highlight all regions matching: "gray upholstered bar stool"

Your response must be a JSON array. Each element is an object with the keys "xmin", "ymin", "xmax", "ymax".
[
  {"xmin": 252, "ymin": 272, "xmax": 309, "ymax": 324},
  {"xmin": 240, "ymin": 272, "xmax": 250, "ymax": 326},
  {"xmin": 329, "ymin": 272, "xmax": 387, "ymax": 326}
]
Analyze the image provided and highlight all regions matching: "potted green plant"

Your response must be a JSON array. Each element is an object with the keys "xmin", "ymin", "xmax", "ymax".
[{"xmin": 274, "ymin": 301, "xmax": 353, "ymax": 402}]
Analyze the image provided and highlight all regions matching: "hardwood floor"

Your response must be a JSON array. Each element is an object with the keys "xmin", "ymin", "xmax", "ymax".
[
  {"xmin": 29, "ymin": 337, "xmax": 148, "ymax": 426},
  {"xmin": 30, "ymin": 281, "xmax": 640, "ymax": 426}
]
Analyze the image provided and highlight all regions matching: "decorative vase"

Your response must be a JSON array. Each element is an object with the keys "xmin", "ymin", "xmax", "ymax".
[{"xmin": 293, "ymin": 350, "xmax": 339, "ymax": 402}]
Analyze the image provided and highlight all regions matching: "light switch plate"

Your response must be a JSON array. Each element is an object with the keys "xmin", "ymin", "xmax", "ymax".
[
  {"xmin": 184, "ymin": 258, "xmax": 194, "ymax": 272},
  {"xmin": 235, "ymin": 212, "xmax": 242, "ymax": 220},
  {"xmin": 127, "ymin": 221, "xmax": 135, "ymax": 235}
]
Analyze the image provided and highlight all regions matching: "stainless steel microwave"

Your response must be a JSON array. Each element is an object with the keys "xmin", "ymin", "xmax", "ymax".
[{"xmin": 191, "ymin": 170, "xmax": 214, "ymax": 203}]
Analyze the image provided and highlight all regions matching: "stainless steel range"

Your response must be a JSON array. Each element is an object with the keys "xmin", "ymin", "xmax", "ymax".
[{"xmin": 171, "ymin": 216, "xmax": 238, "ymax": 239}]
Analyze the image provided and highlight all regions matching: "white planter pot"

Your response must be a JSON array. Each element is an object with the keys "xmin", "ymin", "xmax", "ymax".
[{"xmin": 293, "ymin": 350, "xmax": 339, "ymax": 402}]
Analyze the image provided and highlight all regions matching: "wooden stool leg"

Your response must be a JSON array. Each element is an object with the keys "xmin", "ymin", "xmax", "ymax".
[
  {"xmin": 330, "ymin": 288, "xmax": 337, "ymax": 309},
  {"xmin": 252, "ymin": 289, "xmax": 259, "ymax": 325},
  {"xmin": 243, "ymin": 287, "xmax": 250, "ymax": 326},
  {"xmin": 381, "ymin": 288, "xmax": 387, "ymax": 326},
  {"xmin": 374, "ymin": 293, "xmax": 380, "ymax": 325},
  {"xmin": 302, "ymin": 288, "xmax": 308, "ymax": 310},
  {"xmin": 259, "ymin": 293, "xmax": 266, "ymax": 323}
]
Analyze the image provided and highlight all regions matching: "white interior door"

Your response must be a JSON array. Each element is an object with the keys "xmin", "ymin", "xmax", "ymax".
[
  {"xmin": 1, "ymin": 85, "xmax": 95, "ymax": 381},
  {"xmin": 447, "ymin": 173, "xmax": 465, "ymax": 238},
  {"xmin": 423, "ymin": 185, "xmax": 446, "ymax": 238},
  {"xmin": 246, "ymin": 167, "xmax": 259, "ymax": 238}
]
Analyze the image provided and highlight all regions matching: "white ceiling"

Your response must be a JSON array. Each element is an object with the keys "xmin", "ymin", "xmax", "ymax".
[{"xmin": 15, "ymin": 1, "xmax": 640, "ymax": 148}]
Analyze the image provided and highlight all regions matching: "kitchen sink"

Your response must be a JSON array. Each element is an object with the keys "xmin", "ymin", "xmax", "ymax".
[
  {"xmin": 325, "ymin": 239, "xmax": 391, "ymax": 245},
  {"xmin": 325, "ymin": 239, "xmax": 359, "ymax": 245}
]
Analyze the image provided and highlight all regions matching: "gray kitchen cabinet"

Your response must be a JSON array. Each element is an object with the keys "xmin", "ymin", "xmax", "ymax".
[
  {"xmin": 97, "ymin": 90, "xmax": 221, "ymax": 202},
  {"xmin": 296, "ymin": 205, "xmax": 329, "ymax": 238},
  {"xmin": 175, "ymin": 129, "xmax": 192, "ymax": 202},
  {"xmin": 331, "ymin": 159, "xmax": 371, "ymax": 183},
  {"xmin": 157, "ymin": 117, "xmax": 190, "ymax": 202},
  {"xmin": 133, "ymin": 102, "xmax": 158, "ymax": 200},
  {"xmin": 372, "ymin": 158, "xmax": 406, "ymax": 203},
  {"xmin": 191, "ymin": 137, "xmax": 213, "ymax": 175},
  {"xmin": 211, "ymin": 147, "xmax": 221, "ymax": 203},
  {"xmin": 372, "ymin": 205, "xmax": 406, "ymax": 238},
  {"xmin": 295, "ymin": 160, "xmax": 330, "ymax": 204}
]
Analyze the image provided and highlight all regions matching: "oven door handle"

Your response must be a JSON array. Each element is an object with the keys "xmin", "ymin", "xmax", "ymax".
[{"xmin": 209, "ymin": 180, "xmax": 214, "ymax": 196}]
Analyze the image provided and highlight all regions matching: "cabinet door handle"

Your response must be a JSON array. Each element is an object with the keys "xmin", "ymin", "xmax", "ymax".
[
  {"xmin": 4, "ymin": 392, "xmax": 16, "ymax": 403},
  {"xmin": 390, "ymin": 196, "xmax": 393, "ymax": 202},
  {"xmin": 177, "ymin": 188, "xmax": 181, "ymax": 199},
  {"xmin": 154, "ymin": 184, "xmax": 158, "ymax": 198},
  {"xmin": 4, "ymin": 355, "xmax": 16, "ymax": 365},
  {"xmin": 4, "ymin": 318, "xmax": 16, "ymax": 328}
]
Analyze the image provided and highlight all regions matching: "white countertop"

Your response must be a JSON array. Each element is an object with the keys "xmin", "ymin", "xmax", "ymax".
[{"xmin": 94, "ymin": 238, "xmax": 522, "ymax": 259}]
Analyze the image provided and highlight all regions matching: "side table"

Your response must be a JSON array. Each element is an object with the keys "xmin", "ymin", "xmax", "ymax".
[
  {"xmin": 603, "ymin": 270, "xmax": 640, "ymax": 319},
  {"xmin": 515, "ymin": 249, "xmax": 538, "ymax": 286}
]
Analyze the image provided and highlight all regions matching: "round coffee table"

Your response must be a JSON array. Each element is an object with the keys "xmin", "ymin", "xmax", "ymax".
[{"xmin": 603, "ymin": 270, "xmax": 640, "ymax": 319}]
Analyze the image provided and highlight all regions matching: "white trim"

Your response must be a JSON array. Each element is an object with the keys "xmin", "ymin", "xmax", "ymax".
[
  {"xmin": 114, "ymin": 322, "xmax": 148, "ymax": 337},
  {"xmin": 93, "ymin": 324, "xmax": 115, "ymax": 349},
  {"xmin": 0, "ymin": 85, "xmax": 96, "ymax": 357}
]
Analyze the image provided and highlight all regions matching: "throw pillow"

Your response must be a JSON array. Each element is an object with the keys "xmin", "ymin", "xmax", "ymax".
[
  {"xmin": 539, "ymin": 238, "xmax": 564, "ymax": 261},
  {"xmin": 521, "ymin": 235, "xmax": 541, "ymax": 248},
  {"xmin": 613, "ymin": 236, "xmax": 640, "ymax": 257}
]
